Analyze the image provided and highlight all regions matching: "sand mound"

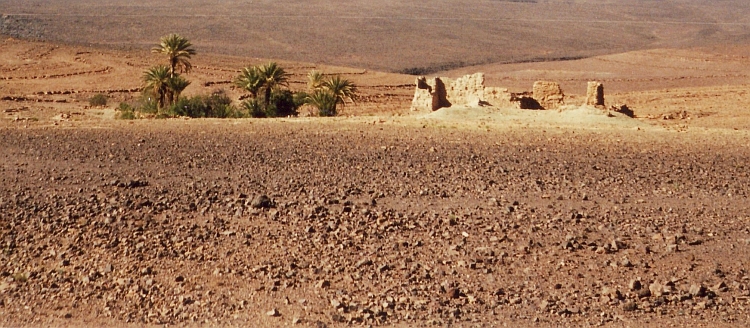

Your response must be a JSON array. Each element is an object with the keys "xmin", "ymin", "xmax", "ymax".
[{"xmin": 417, "ymin": 104, "xmax": 647, "ymax": 131}]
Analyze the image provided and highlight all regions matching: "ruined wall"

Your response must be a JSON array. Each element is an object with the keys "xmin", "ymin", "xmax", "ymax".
[
  {"xmin": 585, "ymin": 81, "xmax": 604, "ymax": 107},
  {"xmin": 446, "ymin": 73, "xmax": 485, "ymax": 107},
  {"xmin": 485, "ymin": 87, "xmax": 516, "ymax": 108},
  {"xmin": 410, "ymin": 77, "xmax": 439, "ymax": 111},
  {"xmin": 411, "ymin": 73, "xmax": 512, "ymax": 110},
  {"xmin": 532, "ymin": 81, "xmax": 564, "ymax": 110}
]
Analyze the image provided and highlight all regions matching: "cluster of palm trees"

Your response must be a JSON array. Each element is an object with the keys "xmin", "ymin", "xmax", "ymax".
[
  {"xmin": 143, "ymin": 34, "xmax": 196, "ymax": 110},
  {"xmin": 142, "ymin": 34, "xmax": 357, "ymax": 117},
  {"xmin": 234, "ymin": 64, "xmax": 357, "ymax": 117},
  {"xmin": 303, "ymin": 71, "xmax": 357, "ymax": 116}
]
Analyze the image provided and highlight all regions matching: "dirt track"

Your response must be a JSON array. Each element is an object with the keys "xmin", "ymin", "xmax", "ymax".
[{"xmin": 1, "ymin": 119, "xmax": 749, "ymax": 327}]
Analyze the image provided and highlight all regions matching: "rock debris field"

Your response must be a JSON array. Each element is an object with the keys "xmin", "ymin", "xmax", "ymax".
[{"xmin": 1, "ymin": 120, "xmax": 749, "ymax": 327}]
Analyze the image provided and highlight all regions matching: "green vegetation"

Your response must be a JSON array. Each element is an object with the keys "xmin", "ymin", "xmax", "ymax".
[
  {"xmin": 152, "ymin": 33, "xmax": 196, "ymax": 78},
  {"xmin": 89, "ymin": 93, "xmax": 108, "ymax": 107},
  {"xmin": 234, "ymin": 62, "xmax": 303, "ymax": 118},
  {"xmin": 115, "ymin": 102, "xmax": 137, "ymax": 120},
  {"xmin": 126, "ymin": 34, "xmax": 358, "ymax": 119},
  {"xmin": 170, "ymin": 91, "xmax": 244, "ymax": 118},
  {"xmin": 302, "ymin": 71, "xmax": 357, "ymax": 117}
]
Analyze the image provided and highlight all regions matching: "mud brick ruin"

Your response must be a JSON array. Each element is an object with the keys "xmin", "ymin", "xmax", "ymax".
[{"xmin": 411, "ymin": 73, "xmax": 605, "ymax": 111}]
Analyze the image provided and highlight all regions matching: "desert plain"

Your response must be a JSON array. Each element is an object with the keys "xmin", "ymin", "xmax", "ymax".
[{"xmin": 2, "ymin": 1, "xmax": 750, "ymax": 327}]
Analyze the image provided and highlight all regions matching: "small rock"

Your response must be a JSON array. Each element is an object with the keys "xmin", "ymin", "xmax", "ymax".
[
  {"xmin": 689, "ymin": 284, "xmax": 706, "ymax": 297},
  {"xmin": 446, "ymin": 288, "xmax": 460, "ymax": 299},
  {"xmin": 315, "ymin": 280, "xmax": 330, "ymax": 289},
  {"xmin": 292, "ymin": 317, "xmax": 301, "ymax": 325},
  {"xmin": 649, "ymin": 282, "xmax": 668, "ymax": 297},
  {"xmin": 711, "ymin": 281, "xmax": 728, "ymax": 293},
  {"xmin": 355, "ymin": 259, "xmax": 373, "ymax": 268},
  {"xmin": 629, "ymin": 279, "xmax": 642, "ymax": 291},
  {"xmin": 602, "ymin": 286, "xmax": 622, "ymax": 300},
  {"xmin": 622, "ymin": 301, "xmax": 637, "ymax": 312},
  {"xmin": 251, "ymin": 195, "xmax": 273, "ymax": 209},
  {"xmin": 266, "ymin": 308, "xmax": 280, "ymax": 317}
]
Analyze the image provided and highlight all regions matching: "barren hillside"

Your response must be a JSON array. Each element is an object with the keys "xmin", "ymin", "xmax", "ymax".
[{"xmin": 3, "ymin": 0, "xmax": 750, "ymax": 72}]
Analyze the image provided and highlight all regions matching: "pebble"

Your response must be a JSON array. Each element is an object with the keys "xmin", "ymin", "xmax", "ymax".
[
  {"xmin": 629, "ymin": 279, "xmax": 642, "ymax": 291},
  {"xmin": 251, "ymin": 195, "xmax": 273, "ymax": 209},
  {"xmin": 689, "ymin": 284, "xmax": 706, "ymax": 297},
  {"xmin": 266, "ymin": 308, "xmax": 280, "ymax": 317}
]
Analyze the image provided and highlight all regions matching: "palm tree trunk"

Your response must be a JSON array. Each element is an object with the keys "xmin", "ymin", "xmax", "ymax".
[{"xmin": 264, "ymin": 86, "xmax": 272, "ymax": 111}]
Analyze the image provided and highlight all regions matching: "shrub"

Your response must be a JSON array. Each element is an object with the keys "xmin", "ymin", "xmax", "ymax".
[
  {"xmin": 115, "ymin": 102, "xmax": 137, "ymax": 120},
  {"xmin": 168, "ymin": 91, "xmax": 242, "ymax": 118},
  {"xmin": 267, "ymin": 89, "xmax": 300, "ymax": 117},
  {"xmin": 242, "ymin": 98, "xmax": 266, "ymax": 118},
  {"xmin": 89, "ymin": 93, "xmax": 108, "ymax": 107},
  {"xmin": 116, "ymin": 110, "xmax": 137, "ymax": 120},
  {"xmin": 306, "ymin": 89, "xmax": 338, "ymax": 117},
  {"xmin": 136, "ymin": 91, "xmax": 159, "ymax": 114}
]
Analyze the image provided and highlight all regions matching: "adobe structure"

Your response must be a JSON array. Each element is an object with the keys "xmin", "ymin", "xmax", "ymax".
[
  {"xmin": 585, "ymin": 81, "xmax": 605, "ymax": 107},
  {"xmin": 410, "ymin": 73, "xmax": 515, "ymax": 111},
  {"xmin": 411, "ymin": 73, "xmax": 606, "ymax": 111}
]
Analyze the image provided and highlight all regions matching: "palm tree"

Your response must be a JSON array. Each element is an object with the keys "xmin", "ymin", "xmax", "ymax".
[
  {"xmin": 152, "ymin": 33, "xmax": 196, "ymax": 78},
  {"xmin": 257, "ymin": 62, "xmax": 289, "ymax": 110},
  {"xmin": 307, "ymin": 70, "xmax": 324, "ymax": 91},
  {"xmin": 142, "ymin": 65, "xmax": 171, "ymax": 110},
  {"xmin": 234, "ymin": 66, "xmax": 263, "ymax": 98},
  {"xmin": 166, "ymin": 75, "xmax": 191, "ymax": 104},
  {"xmin": 323, "ymin": 75, "xmax": 357, "ymax": 108},
  {"xmin": 306, "ymin": 89, "xmax": 338, "ymax": 117}
]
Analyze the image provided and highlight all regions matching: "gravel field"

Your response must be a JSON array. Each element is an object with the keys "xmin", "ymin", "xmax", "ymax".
[{"xmin": 1, "ymin": 119, "xmax": 749, "ymax": 327}]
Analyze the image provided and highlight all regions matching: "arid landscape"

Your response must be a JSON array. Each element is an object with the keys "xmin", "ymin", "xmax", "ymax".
[{"xmin": 2, "ymin": 1, "xmax": 750, "ymax": 327}]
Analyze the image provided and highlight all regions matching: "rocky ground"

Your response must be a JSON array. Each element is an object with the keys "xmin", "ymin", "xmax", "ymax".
[{"xmin": 1, "ymin": 119, "xmax": 749, "ymax": 327}]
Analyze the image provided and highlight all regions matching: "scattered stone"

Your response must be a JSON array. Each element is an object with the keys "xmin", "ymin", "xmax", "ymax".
[{"xmin": 622, "ymin": 301, "xmax": 637, "ymax": 312}]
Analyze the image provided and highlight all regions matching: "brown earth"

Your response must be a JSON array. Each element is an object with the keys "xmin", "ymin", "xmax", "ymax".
[{"xmin": 1, "ymin": 37, "xmax": 750, "ymax": 327}]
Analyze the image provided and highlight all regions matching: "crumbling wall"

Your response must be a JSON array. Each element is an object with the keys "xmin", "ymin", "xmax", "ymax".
[
  {"xmin": 411, "ymin": 73, "xmax": 513, "ymax": 110},
  {"xmin": 532, "ymin": 81, "xmax": 564, "ymax": 110},
  {"xmin": 410, "ymin": 77, "xmax": 441, "ymax": 111},
  {"xmin": 446, "ymin": 73, "xmax": 485, "ymax": 107},
  {"xmin": 485, "ymin": 87, "xmax": 516, "ymax": 108},
  {"xmin": 585, "ymin": 81, "xmax": 604, "ymax": 107}
]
